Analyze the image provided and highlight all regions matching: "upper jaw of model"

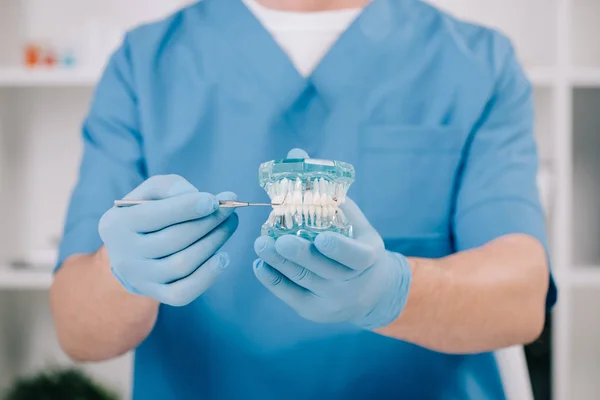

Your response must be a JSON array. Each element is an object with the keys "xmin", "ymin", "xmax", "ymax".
[{"xmin": 259, "ymin": 158, "xmax": 355, "ymax": 241}]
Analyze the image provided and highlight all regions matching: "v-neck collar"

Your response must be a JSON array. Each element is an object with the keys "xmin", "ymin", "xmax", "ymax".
[{"xmin": 200, "ymin": 0, "xmax": 413, "ymax": 110}]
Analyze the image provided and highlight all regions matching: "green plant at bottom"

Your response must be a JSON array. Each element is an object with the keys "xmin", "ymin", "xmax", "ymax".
[{"xmin": 3, "ymin": 367, "xmax": 120, "ymax": 400}]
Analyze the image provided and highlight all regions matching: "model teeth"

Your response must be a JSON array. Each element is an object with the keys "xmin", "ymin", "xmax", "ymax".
[
  {"xmin": 304, "ymin": 190, "xmax": 313, "ymax": 205},
  {"xmin": 264, "ymin": 177, "xmax": 350, "ymax": 229}
]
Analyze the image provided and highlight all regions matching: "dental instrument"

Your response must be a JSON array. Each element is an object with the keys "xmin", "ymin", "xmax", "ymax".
[{"xmin": 113, "ymin": 199, "xmax": 282, "ymax": 208}]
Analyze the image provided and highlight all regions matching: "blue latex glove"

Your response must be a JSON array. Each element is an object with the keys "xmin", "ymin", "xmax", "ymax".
[
  {"xmin": 98, "ymin": 175, "xmax": 239, "ymax": 306},
  {"xmin": 253, "ymin": 150, "xmax": 412, "ymax": 330}
]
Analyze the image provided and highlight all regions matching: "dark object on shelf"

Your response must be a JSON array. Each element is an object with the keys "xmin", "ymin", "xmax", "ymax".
[
  {"xmin": 2, "ymin": 367, "xmax": 120, "ymax": 400},
  {"xmin": 8, "ymin": 259, "xmax": 53, "ymax": 270},
  {"xmin": 525, "ymin": 313, "xmax": 552, "ymax": 400}
]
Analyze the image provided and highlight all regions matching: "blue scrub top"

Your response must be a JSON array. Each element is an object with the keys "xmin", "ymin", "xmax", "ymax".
[{"xmin": 57, "ymin": 0, "xmax": 557, "ymax": 398}]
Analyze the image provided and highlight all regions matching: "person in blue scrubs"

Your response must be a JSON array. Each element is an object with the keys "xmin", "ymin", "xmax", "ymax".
[{"xmin": 50, "ymin": 0, "xmax": 557, "ymax": 398}]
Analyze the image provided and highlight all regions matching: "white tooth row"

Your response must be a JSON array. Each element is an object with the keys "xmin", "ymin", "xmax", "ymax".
[
  {"xmin": 270, "ymin": 203, "xmax": 337, "ymax": 229},
  {"xmin": 265, "ymin": 177, "xmax": 349, "ymax": 230},
  {"xmin": 267, "ymin": 177, "xmax": 348, "ymax": 206}
]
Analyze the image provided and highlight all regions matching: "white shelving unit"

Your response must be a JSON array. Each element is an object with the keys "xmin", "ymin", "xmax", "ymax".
[{"xmin": 0, "ymin": 0, "xmax": 597, "ymax": 399}]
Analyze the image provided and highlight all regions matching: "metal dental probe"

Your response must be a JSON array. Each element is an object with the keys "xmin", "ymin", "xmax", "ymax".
[{"xmin": 113, "ymin": 199, "xmax": 283, "ymax": 208}]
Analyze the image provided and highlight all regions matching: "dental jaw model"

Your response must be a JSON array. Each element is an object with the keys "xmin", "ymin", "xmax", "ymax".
[{"xmin": 259, "ymin": 158, "xmax": 355, "ymax": 241}]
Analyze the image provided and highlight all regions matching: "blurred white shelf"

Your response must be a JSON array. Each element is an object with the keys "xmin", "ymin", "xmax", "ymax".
[
  {"xmin": 526, "ymin": 67, "xmax": 557, "ymax": 86},
  {"xmin": 526, "ymin": 67, "xmax": 600, "ymax": 88},
  {"xmin": 0, "ymin": 66, "xmax": 560, "ymax": 88},
  {"xmin": 0, "ymin": 67, "xmax": 100, "ymax": 87},
  {"xmin": 571, "ymin": 69, "xmax": 600, "ymax": 87},
  {"xmin": 570, "ymin": 267, "xmax": 600, "ymax": 288},
  {"xmin": 0, "ymin": 268, "xmax": 52, "ymax": 289}
]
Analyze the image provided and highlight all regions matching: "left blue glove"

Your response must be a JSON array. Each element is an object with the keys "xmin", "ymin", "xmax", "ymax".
[{"xmin": 253, "ymin": 197, "xmax": 413, "ymax": 330}]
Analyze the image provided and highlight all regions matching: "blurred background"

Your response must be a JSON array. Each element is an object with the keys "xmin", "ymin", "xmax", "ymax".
[{"xmin": 0, "ymin": 0, "xmax": 596, "ymax": 399}]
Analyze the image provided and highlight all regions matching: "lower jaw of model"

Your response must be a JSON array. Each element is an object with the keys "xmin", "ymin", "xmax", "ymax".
[{"xmin": 259, "ymin": 158, "xmax": 355, "ymax": 241}]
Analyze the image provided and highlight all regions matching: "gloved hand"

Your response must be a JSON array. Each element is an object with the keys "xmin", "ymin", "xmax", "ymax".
[
  {"xmin": 98, "ymin": 175, "xmax": 239, "ymax": 306},
  {"xmin": 253, "ymin": 149, "xmax": 412, "ymax": 330}
]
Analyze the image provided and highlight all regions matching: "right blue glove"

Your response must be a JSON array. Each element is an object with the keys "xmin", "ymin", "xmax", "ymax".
[{"xmin": 98, "ymin": 175, "xmax": 238, "ymax": 306}]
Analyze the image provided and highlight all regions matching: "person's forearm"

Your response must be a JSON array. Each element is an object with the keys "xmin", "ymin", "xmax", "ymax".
[
  {"xmin": 376, "ymin": 234, "xmax": 549, "ymax": 354},
  {"xmin": 50, "ymin": 247, "xmax": 159, "ymax": 362}
]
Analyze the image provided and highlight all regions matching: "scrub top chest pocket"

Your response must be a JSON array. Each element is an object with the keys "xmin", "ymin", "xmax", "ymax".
[{"xmin": 357, "ymin": 125, "xmax": 465, "ymax": 247}]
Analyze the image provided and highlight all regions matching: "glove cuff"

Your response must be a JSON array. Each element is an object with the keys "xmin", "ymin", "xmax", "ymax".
[
  {"xmin": 356, "ymin": 251, "xmax": 413, "ymax": 331},
  {"xmin": 110, "ymin": 265, "xmax": 143, "ymax": 295}
]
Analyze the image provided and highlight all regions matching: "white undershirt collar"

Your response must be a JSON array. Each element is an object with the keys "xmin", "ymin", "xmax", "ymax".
[{"xmin": 242, "ymin": 0, "xmax": 365, "ymax": 76}]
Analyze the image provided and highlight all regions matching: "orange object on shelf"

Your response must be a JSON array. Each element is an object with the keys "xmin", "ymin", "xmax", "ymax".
[{"xmin": 24, "ymin": 44, "xmax": 41, "ymax": 68}]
